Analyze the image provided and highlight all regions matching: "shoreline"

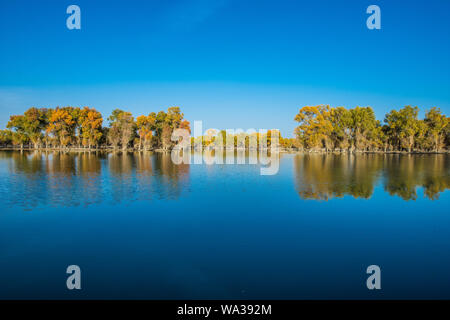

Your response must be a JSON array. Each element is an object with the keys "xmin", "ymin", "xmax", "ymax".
[{"xmin": 0, "ymin": 146, "xmax": 448, "ymax": 155}]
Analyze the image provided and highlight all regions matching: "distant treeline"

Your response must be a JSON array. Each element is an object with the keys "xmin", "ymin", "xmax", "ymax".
[
  {"xmin": 293, "ymin": 105, "xmax": 449, "ymax": 152},
  {"xmin": 0, "ymin": 106, "xmax": 190, "ymax": 151},
  {"xmin": 0, "ymin": 105, "xmax": 449, "ymax": 152}
]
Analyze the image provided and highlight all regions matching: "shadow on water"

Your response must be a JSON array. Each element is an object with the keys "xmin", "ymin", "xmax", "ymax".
[{"xmin": 293, "ymin": 153, "xmax": 450, "ymax": 201}]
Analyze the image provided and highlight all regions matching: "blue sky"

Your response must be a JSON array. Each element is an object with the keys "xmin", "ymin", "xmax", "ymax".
[{"xmin": 0, "ymin": 0, "xmax": 449, "ymax": 137}]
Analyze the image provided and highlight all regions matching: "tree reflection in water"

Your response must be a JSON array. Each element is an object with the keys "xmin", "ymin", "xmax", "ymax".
[
  {"xmin": 294, "ymin": 154, "xmax": 450, "ymax": 200},
  {"xmin": 1, "ymin": 150, "xmax": 190, "ymax": 209},
  {"xmin": 1, "ymin": 151, "xmax": 449, "ymax": 210}
]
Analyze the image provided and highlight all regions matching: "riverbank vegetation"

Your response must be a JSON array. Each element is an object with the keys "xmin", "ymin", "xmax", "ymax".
[
  {"xmin": 0, "ymin": 106, "xmax": 190, "ymax": 151},
  {"xmin": 0, "ymin": 105, "xmax": 448, "ymax": 153},
  {"xmin": 294, "ymin": 105, "xmax": 449, "ymax": 152}
]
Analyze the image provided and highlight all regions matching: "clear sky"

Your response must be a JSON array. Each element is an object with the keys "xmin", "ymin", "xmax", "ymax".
[{"xmin": 1, "ymin": 0, "xmax": 449, "ymax": 137}]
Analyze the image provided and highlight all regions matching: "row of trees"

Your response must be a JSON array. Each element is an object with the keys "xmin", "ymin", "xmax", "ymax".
[
  {"xmin": 1, "ymin": 104, "xmax": 448, "ymax": 152},
  {"xmin": 294, "ymin": 105, "xmax": 449, "ymax": 152},
  {"xmin": 189, "ymin": 130, "xmax": 295, "ymax": 150},
  {"xmin": 0, "ymin": 106, "xmax": 190, "ymax": 151}
]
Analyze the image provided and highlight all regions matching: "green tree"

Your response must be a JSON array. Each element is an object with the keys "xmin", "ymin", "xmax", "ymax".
[
  {"xmin": 7, "ymin": 115, "xmax": 29, "ymax": 149},
  {"xmin": 107, "ymin": 109, "xmax": 135, "ymax": 150},
  {"xmin": 22, "ymin": 107, "xmax": 48, "ymax": 148},
  {"xmin": 329, "ymin": 106, "xmax": 352, "ymax": 150},
  {"xmin": 349, "ymin": 106, "xmax": 378, "ymax": 151},
  {"xmin": 424, "ymin": 107, "xmax": 448, "ymax": 152},
  {"xmin": 414, "ymin": 119, "xmax": 431, "ymax": 151},
  {"xmin": 384, "ymin": 106, "xmax": 419, "ymax": 152},
  {"xmin": 154, "ymin": 107, "xmax": 187, "ymax": 150},
  {"xmin": 0, "ymin": 129, "xmax": 13, "ymax": 146}
]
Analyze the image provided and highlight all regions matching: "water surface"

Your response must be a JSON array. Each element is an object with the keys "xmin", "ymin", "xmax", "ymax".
[{"xmin": 0, "ymin": 151, "xmax": 449, "ymax": 299}]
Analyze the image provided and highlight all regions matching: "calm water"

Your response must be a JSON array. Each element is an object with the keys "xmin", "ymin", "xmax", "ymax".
[{"xmin": 0, "ymin": 150, "xmax": 449, "ymax": 299}]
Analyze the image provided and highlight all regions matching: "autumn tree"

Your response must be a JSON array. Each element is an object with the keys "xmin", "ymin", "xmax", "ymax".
[
  {"xmin": 154, "ymin": 107, "xmax": 187, "ymax": 150},
  {"xmin": 46, "ymin": 107, "xmax": 77, "ymax": 147},
  {"xmin": 374, "ymin": 124, "xmax": 390, "ymax": 152},
  {"xmin": 0, "ymin": 129, "xmax": 13, "ymax": 146},
  {"xmin": 424, "ymin": 107, "xmax": 448, "ymax": 152},
  {"xmin": 349, "ymin": 106, "xmax": 378, "ymax": 151},
  {"xmin": 69, "ymin": 107, "xmax": 82, "ymax": 148},
  {"xmin": 107, "ymin": 109, "xmax": 135, "ymax": 151},
  {"xmin": 329, "ymin": 106, "xmax": 352, "ymax": 150},
  {"xmin": 7, "ymin": 115, "xmax": 29, "ymax": 149},
  {"xmin": 180, "ymin": 120, "xmax": 191, "ymax": 134},
  {"xmin": 79, "ymin": 107, "xmax": 103, "ymax": 149},
  {"xmin": 445, "ymin": 116, "xmax": 450, "ymax": 148},
  {"xmin": 136, "ymin": 113, "xmax": 156, "ymax": 151},
  {"xmin": 23, "ymin": 107, "xmax": 48, "ymax": 148},
  {"xmin": 294, "ymin": 105, "xmax": 333, "ymax": 151},
  {"xmin": 384, "ymin": 106, "xmax": 419, "ymax": 152},
  {"xmin": 414, "ymin": 119, "xmax": 431, "ymax": 151},
  {"xmin": 41, "ymin": 109, "xmax": 54, "ymax": 148},
  {"xmin": 6, "ymin": 108, "xmax": 48, "ymax": 149}
]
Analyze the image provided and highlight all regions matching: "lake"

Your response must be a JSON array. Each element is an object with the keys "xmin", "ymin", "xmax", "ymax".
[{"xmin": 0, "ymin": 150, "xmax": 449, "ymax": 299}]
